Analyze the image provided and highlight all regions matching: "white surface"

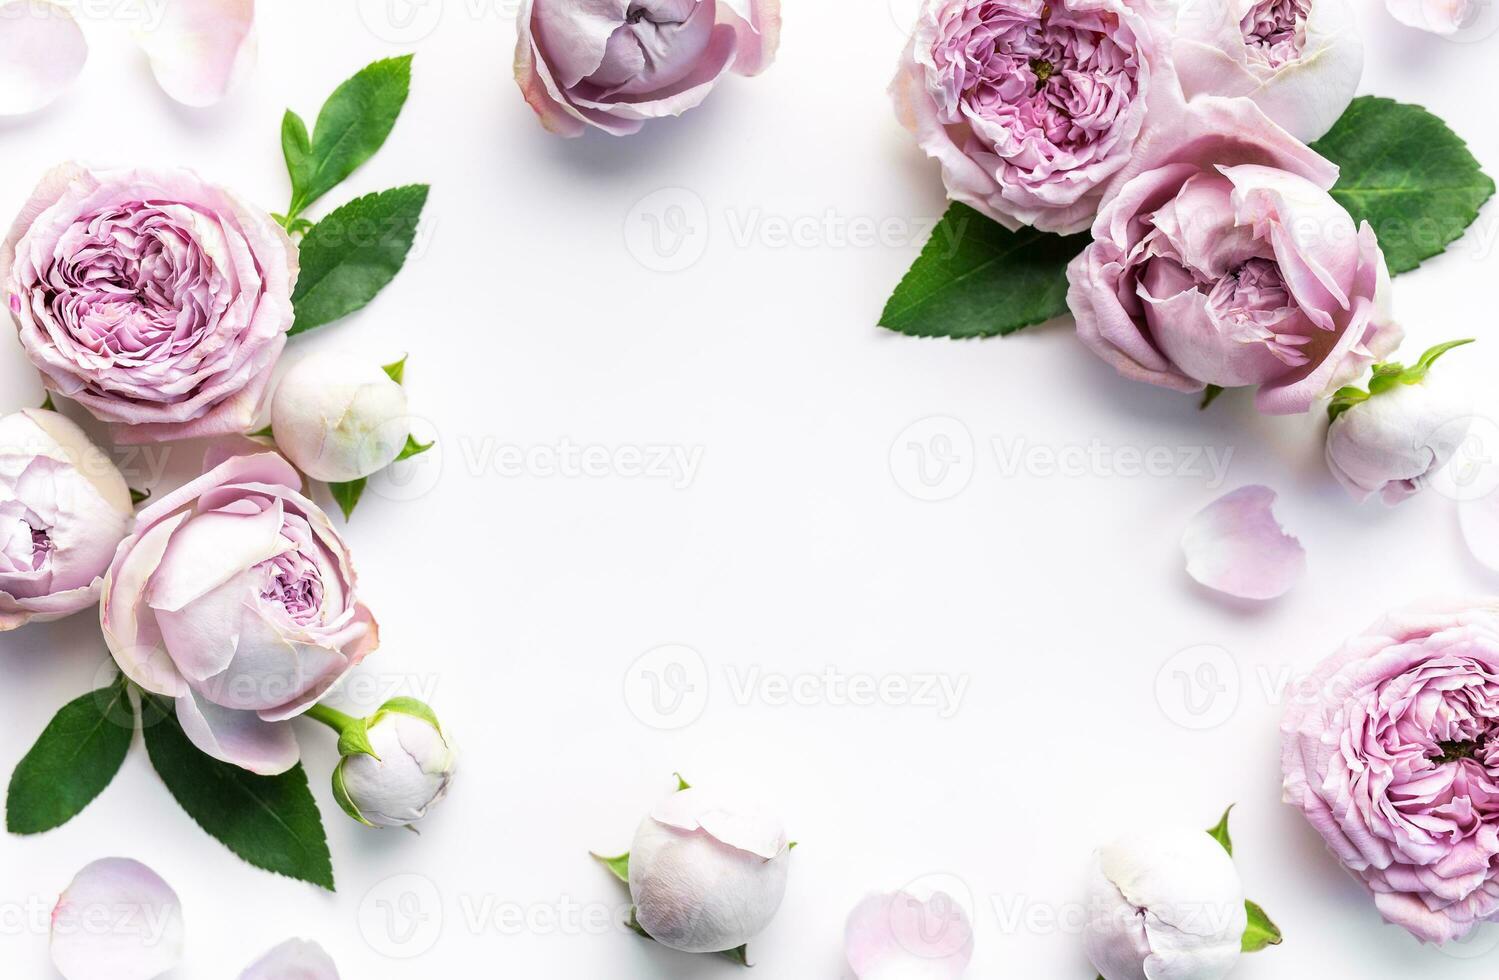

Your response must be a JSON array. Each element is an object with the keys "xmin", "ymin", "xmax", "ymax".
[{"xmin": 1, "ymin": 2, "xmax": 1498, "ymax": 977}]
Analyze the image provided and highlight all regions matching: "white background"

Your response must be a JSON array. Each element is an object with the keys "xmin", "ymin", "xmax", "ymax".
[{"xmin": 1, "ymin": 0, "xmax": 1498, "ymax": 976}]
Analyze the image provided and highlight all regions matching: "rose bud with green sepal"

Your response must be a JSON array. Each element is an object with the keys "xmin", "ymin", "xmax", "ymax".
[
  {"xmin": 308, "ymin": 697, "xmax": 456, "ymax": 829},
  {"xmin": 1325, "ymin": 339, "xmax": 1475, "ymax": 505}
]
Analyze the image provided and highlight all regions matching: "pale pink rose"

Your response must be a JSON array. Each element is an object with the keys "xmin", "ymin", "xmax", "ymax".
[
  {"xmin": 1067, "ymin": 99, "xmax": 1402, "ymax": 414},
  {"xmin": 0, "ymin": 408, "xmax": 133, "ymax": 631},
  {"xmin": 101, "ymin": 452, "xmax": 377, "ymax": 776},
  {"xmin": 515, "ymin": 0, "xmax": 780, "ymax": 137},
  {"xmin": 891, "ymin": 0, "xmax": 1175, "ymax": 234},
  {"xmin": 1, "ymin": 164, "xmax": 297, "ymax": 443},
  {"xmin": 1174, "ymin": 0, "xmax": 1363, "ymax": 142},
  {"xmin": 1282, "ymin": 600, "xmax": 1499, "ymax": 943}
]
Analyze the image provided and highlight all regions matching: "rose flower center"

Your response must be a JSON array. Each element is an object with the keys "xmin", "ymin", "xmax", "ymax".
[
  {"xmin": 257, "ymin": 551, "xmax": 325, "ymax": 626},
  {"xmin": 1239, "ymin": 0, "xmax": 1311, "ymax": 68}
]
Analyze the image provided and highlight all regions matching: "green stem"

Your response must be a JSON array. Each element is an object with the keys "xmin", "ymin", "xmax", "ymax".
[{"xmin": 305, "ymin": 703, "xmax": 358, "ymax": 734}]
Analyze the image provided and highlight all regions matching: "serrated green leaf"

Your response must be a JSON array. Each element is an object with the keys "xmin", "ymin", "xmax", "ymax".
[
  {"xmin": 139, "ymin": 694, "xmax": 334, "ymax": 890},
  {"xmin": 1242, "ymin": 899, "xmax": 1282, "ymax": 952},
  {"xmin": 591, "ymin": 851, "xmax": 630, "ymax": 883},
  {"xmin": 285, "ymin": 56, "xmax": 414, "ymax": 219},
  {"xmin": 880, "ymin": 203, "xmax": 1087, "ymax": 338},
  {"xmin": 289, "ymin": 185, "xmax": 429, "ymax": 335},
  {"xmin": 1207, "ymin": 806, "xmax": 1234, "ymax": 856},
  {"xmin": 328, "ymin": 478, "xmax": 366, "ymax": 520},
  {"xmin": 6, "ymin": 674, "xmax": 134, "ymax": 834},
  {"xmin": 1312, "ymin": 97, "xmax": 1495, "ymax": 275}
]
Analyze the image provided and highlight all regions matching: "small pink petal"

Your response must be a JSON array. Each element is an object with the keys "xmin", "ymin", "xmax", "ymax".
[
  {"xmin": 50, "ymin": 858, "xmax": 185, "ymax": 980},
  {"xmin": 1459, "ymin": 494, "xmax": 1499, "ymax": 571},
  {"xmin": 240, "ymin": 938, "xmax": 340, "ymax": 980},
  {"xmin": 1181, "ymin": 485, "xmax": 1306, "ymax": 600},
  {"xmin": 845, "ymin": 891, "xmax": 974, "ymax": 979},
  {"xmin": 0, "ymin": 0, "xmax": 87, "ymax": 115},
  {"xmin": 135, "ymin": 0, "xmax": 256, "ymax": 107},
  {"xmin": 650, "ymin": 787, "xmax": 787, "ymax": 860}
]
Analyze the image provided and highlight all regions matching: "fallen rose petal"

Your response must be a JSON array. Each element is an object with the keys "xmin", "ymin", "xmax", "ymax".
[
  {"xmin": 1182, "ymin": 486, "xmax": 1305, "ymax": 600},
  {"xmin": 50, "ymin": 858, "xmax": 185, "ymax": 980},
  {"xmin": 845, "ymin": 890, "xmax": 974, "ymax": 979},
  {"xmin": 0, "ymin": 0, "xmax": 87, "ymax": 115},
  {"xmin": 240, "ymin": 938, "xmax": 340, "ymax": 980},
  {"xmin": 134, "ymin": 0, "xmax": 256, "ymax": 107}
]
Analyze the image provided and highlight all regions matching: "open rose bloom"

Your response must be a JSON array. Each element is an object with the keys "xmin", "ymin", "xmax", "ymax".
[
  {"xmin": 1174, "ymin": 0, "xmax": 1363, "ymax": 142},
  {"xmin": 0, "ymin": 409, "xmax": 133, "ymax": 630},
  {"xmin": 1, "ymin": 164, "xmax": 297, "ymax": 443},
  {"xmin": 892, "ymin": 0, "xmax": 1172, "ymax": 234},
  {"xmin": 1067, "ymin": 100, "xmax": 1401, "ymax": 414},
  {"xmin": 515, "ymin": 0, "xmax": 780, "ymax": 137},
  {"xmin": 102, "ymin": 452, "xmax": 377, "ymax": 775},
  {"xmin": 1283, "ymin": 601, "xmax": 1499, "ymax": 943}
]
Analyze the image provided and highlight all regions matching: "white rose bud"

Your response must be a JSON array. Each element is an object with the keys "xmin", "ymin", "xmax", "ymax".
[
  {"xmin": 628, "ymin": 786, "xmax": 792, "ymax": 954},
  {"xmin": 1325, "ymin": 340, "xmax": 1474, "ymax": 505},
  {"xmin": 1084, "ymin": 829, "xmax": 1247, "ymax": 980},
  {"xmin": 330, "ymin": 699, "xmax": 456, "ymax": 829},
  {"xmin": 270, "ymin": 352, "xmax": 413, "ymax": 483}
]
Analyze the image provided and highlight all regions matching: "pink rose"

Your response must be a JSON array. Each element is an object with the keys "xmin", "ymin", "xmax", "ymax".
[
  {"xmin": 515, "ymin": 0, "xmax": 780, "ymax": 137},
  {"xmin": 890, "ymin": 0, "xmax": 1173, "ymax": 234},
  {"xmin": 0, "ymin": 409, "xmax": 134, "ymax": 631},
  {"xmin": 101, "ymin": 452, "xmax": 377, "ymax": 775},
  {"xmin": 1282, "ymin": 601, "xmax": 1499, "ymax": 943},
  {"xmin": 1174, "ymin": 0, "xmax": 1363, "ymax": 142},
  {"xmin": 1, "ymin": 164, "xmax": 298, "ymax": 444},
  {"xmin": 1067, "ymin": 99, "xmax": 1401, "ymax": 414}
]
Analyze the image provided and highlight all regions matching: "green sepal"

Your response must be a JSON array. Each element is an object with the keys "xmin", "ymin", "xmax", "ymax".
[
  {"xmin": 248, "ymin": 425, "xmax": 275, "ymax": 439},
  {"xmin": 591, "ymin": 851, "xmax": 630, "ymax": 884},
  {"xmin": 395, "ymin": 434, "xmax": 433, "ymax": 462},
  {"xmin": 39, "ymin": 392, "xmax": 56, "ymax": 411},
  {"xmin": 1242, "ymin": 899, "xmax": 1282, "ymax": 952},
  {"xmin": 331, "ymin": 760, "xmax": 376, "ymax": 827},
  {"xmin": 1327, "ymin": 386, "xmax": 1370, "ymax": 422},
  {"xmin": 1199, "ymin": 385, "xmax": 1225, "ymax": 410},
  {"xmin": 374, "ymin": 696, "xmax": 442, "ymax": 733},
  {"xmin": 624, "ymin": 906, "xmax": 752, "ymax": 966},
  {"xmin": 336, "ymin": 717, "xmax": 380, "ymax": 761},
  {"xmin": 129, "ymin": 488, "xmax": 151, "ymax": 506},
  {"xmin": 674, "ymin": 772, "xmax": 691, "ymax": 792},
  {"xmin": 328, "ymin": 478, "xmax": 366, "ymax": 520},
  {"xmin": 382, "ymin": 355, "xmax": 408, "ymax": 384},
  {"xmin": 1207, "ymin": 806, "xmax": 1234, "ymax": 856},
  {"xmin": 1330, "ymin": 338, "xmax": 1474, "ymax": 419}
]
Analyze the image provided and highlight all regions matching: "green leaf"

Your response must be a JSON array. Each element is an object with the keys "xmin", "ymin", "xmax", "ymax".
[
  {"xmin": 1312, "ymin": 97, "xmax": 1496, "ymax": 275},
  {"xmin": 6, "ymin": 674, "xmax": 134, "ymax": 834},
  {"xmin": 139, "ymin": 694, "xmax": 334, "ymax": 890},
  {"xmin": 382, "ymin": 355, "xmax": 408, "ymax": 384},
  {"xmin": 591, "ymin": 851, "xmax": 630, "ymax": 883},
  {"xmin": 395, "ymin": 434, "xmax": 433, "ymax": 462},
  {"xmin": 1207, "ymin": 806, "xmax": 1234, "ymax": 856},
  {"xmin": 289, "ymin": 184, "xmax": 429, "ymax": 335},
  {"xmin": 880, "ymin": 203, "xmax": 1087, "ymax": 338},
  {"xmin": 285, "ymin": 55, "xmax": 414, "ymax": 219},
  {"xmin": 1242, "ymin": 899, "xmax": 1282, "ymax": 952},
  {"xmin": 328, "ymin": 478, "xmax": 366, "ymax": 520}
]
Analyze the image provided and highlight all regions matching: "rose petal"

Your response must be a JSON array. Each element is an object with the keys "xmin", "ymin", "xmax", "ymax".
[
  {"xmin": 845, "ymin": 891, "xmax": 974, "ymax": 979},
  {"xmin": 175, "ymin": 687, "xmax": 299, "ymax": 775},
  {"xmin": 134, "ymin": 0, "xmax": 256, "ymax": 107},
  {"xmin": 240, "ymin": 938, "xmax": 340, "ymax": 980},
  {"xmin": 1181, "ymin": 485, "xmax": 1306, "ymax": 600},
  {"xmin": 651, "ymin": 787, "xmax": 787, "ymax": 860},
  {"xmin": 0, "ymin": 0, "xmax": 87, "ymax": 115},
  {"xmin": 50, "ymin": 858, "xmax": 185, "ymax": 980}
]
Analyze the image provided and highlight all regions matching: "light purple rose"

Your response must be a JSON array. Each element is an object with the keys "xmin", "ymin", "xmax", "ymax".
[
  {"xmin": 0, "ymin": 408, "xmax": 133, "ymax": 631},
  {"xmin": 891, "ymin": 0, "xmax": 1175, "ymax": 234},
  {"xmin": 1282, "ymin": 601, "xmax": 1499, "ymax": 943},
  {"xmin": 1066, "ymin": 100, "xmax": 1402, "ymax": 414},
  {"xmin": 1, "ymin": 164, "xmax": 297, "ymax": 444},
  {"xmin": 101, "ymin": 451, "xmax": 378, "ymax": 775},
  {"xmin": 515, "ymin": 0, "xmax": 781, "ymax": 137},
  {"xmin": 1174, "ymin": 0, "xmax": 1363, "ymax": 142}
]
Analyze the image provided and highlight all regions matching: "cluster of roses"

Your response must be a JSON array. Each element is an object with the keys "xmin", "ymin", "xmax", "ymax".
[
  {"xmin": 0, "ymin": 164, "xmax": 453, "ymax": 830},
  {"xmin": 891, "ymin": 0, "xmax": 1477, "ymax": 505}
]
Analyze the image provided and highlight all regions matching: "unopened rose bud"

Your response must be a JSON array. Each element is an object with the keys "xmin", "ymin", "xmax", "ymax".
[
  {"xmin": 270, "ymin": 352, "xmax": 413, "ymax": 483},
  {"xmin": 628, "ymin": 786, "xmax": 792, "ymax": 954},
  {"xmin": 326, "ymin": 698, "xmax": 456, "ymax": 830},
  {"xmin": 1084, "ymin": 829, "xmax": 1247, "ymax": 980},
  {"xmin": 1325, "ymin": 340, "xmax": 1474, "ymax": 505}
]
